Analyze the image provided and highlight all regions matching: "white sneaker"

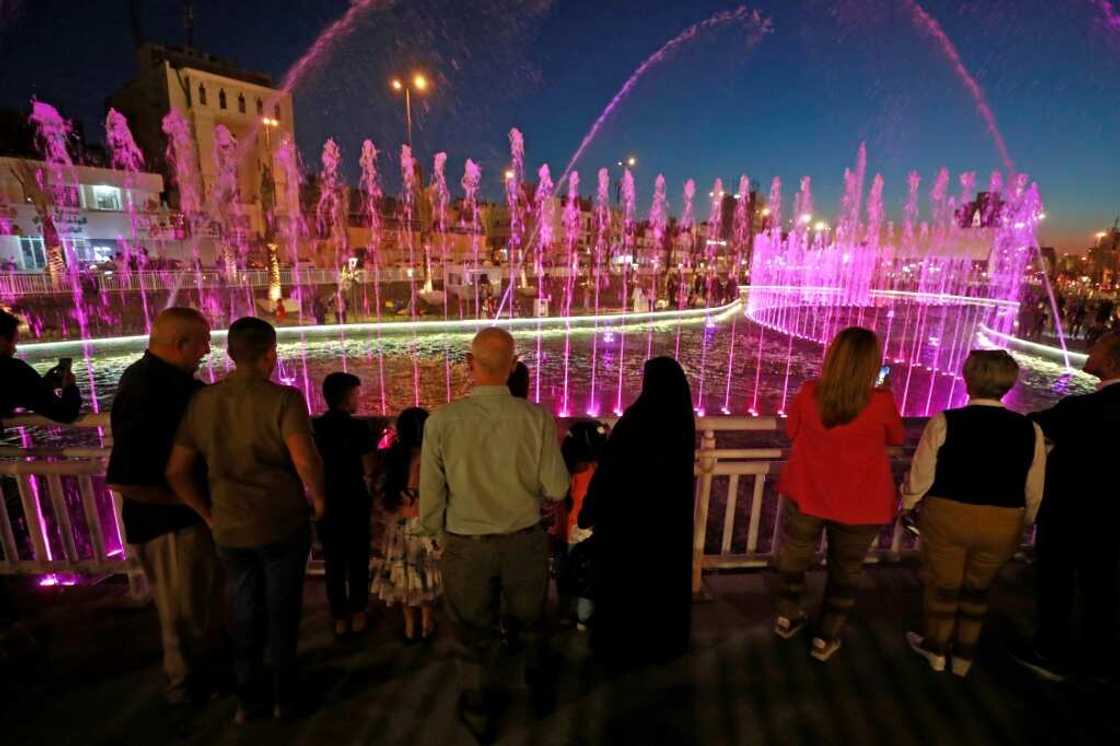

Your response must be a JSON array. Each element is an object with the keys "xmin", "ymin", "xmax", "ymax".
[
  {"xmin": 810, "ymin": 636, "xmax": 842, "ymax": 662},
  {"xmin": 774, "ymin": 615, "xmax": 807, "ymax": 640},
  {"xmin": 951, "ymin": 657, "xmax": 973, "ymax": 677},
  {"xmin": 906, "ymin": 631, "xmax": 946, "ymax": 672}
]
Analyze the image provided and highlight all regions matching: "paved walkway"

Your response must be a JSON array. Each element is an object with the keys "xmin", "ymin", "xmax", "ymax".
[{"xmin": 3, "ymin": 561, "xmax": 1117, "ymax": 746}]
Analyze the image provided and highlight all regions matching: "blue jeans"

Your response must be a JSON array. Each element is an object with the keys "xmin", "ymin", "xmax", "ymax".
[{"xmin": 217, "ymin": 523, "xmax": 311, "ymax": 708}]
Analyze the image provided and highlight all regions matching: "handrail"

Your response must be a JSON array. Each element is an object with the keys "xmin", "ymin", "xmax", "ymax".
[{"xmin": 2, "ymin": 412, "xmax": 936, "ymax": 593}]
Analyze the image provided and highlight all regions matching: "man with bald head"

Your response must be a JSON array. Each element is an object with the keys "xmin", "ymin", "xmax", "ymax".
[
  {"xmin": 107, "ymin": 306, "xmax": 224, "ymax": 704},
  {"xmin": 1012, "ymin": 332, "xmax": 1120, "ymax": 683},
  {"xmin": 420, "ymin": 327, "xmax": 569, "ymax": 738}
]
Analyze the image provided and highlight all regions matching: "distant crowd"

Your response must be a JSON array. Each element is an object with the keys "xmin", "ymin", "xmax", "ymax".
[
  {"xmin": 0, "ymin": 305, "xmax": 1117, "ymax": 742},
  {"xmin": 1020, "ymin": 286, "xmax": 1118, "ymax": 344}
]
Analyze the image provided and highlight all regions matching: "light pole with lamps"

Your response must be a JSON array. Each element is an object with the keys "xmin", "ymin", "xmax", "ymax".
[
  {"xmin": 615, "ymin": 155, "xmax": 636, "ymax": 205},
  {"xmin": 390, "ymin": 73, "xmax": 430, "ymax": 149}
]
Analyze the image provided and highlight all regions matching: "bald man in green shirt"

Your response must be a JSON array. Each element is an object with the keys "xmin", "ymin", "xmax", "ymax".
[{"xmin": 420, "ymin": 327, "xmax": 569, "ymax": 739}]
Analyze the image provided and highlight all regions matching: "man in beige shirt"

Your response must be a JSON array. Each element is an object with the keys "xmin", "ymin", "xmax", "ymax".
[
  {"xmin": 420, "ymin": 327, "xmax": 569, "ymax": 739},
  {"xmin": 166, "ymin": 317, "xmax": 326, "ymax": 723}
]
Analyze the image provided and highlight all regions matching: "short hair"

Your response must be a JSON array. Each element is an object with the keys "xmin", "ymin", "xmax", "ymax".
[
  {"xmin": 150, "ymin": 307, "xmax": 208, "ymax": 347},
  {"xmin": 963, "ymin": 349, "xmax": 1019, "ymax": 400},
  {"xmin": 471, "ymin": 327, "xmax": 515, "ymax": 377},
  {"xmin": 1094, "ymin": 333, "xmax": 1120, "ymax": 375},
  {"xmin": 0, "ymin": 309, "xmax": 18, "ymax": 342},
  {"xmin": 323, "ymin": 371, "xmax": 361, "ymax": 410},
  {"xmin": 507, "ymin": 361, "xmax": 530, "ymax": 399},
  {"xmin": 226, "ymin": 316, "xmax": 276, "ymax": 364}
]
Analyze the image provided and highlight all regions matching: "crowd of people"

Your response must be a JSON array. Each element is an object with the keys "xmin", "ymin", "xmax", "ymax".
[
  {"xmin": 1, "ymin": 304, "xmax": 1118, "ymax": 742},
  {"xmin": 1020, "ymin": 285, "xmax": 1118, "ymax": 345}
]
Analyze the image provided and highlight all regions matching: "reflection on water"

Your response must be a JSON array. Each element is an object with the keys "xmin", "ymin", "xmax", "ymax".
[{"xmin": 18, "ymin": 305, "xmax": 1097, "ymax": 418}]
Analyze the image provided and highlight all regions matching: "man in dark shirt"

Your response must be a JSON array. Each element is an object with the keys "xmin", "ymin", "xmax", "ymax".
[
  {"xmin": 312, "ymin": 372, "xmax": 376, "ymax": 636},
  {"xmin": 0, "ymin": 308, "xmax": 82, "ymax": 423},
  {"xmin": 106, "ymin": 307, "xmax": 224, "ymax": 704},
  {"xmin": 1012, "ymin": 332, "xmax": 1120, "ymax": 683},
  {"xmin": 1, "ymin": 308, "xmax": 82, "ymax": 630}
]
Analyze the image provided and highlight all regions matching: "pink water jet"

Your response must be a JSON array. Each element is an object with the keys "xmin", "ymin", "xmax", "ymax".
[
  {"xmin": 557, "ymin": 6, "xmax": 771, "ymax": 187},
  {"xmin": 359, "ymin": 139, "xmax": 388, "ymax": 413},
  {"xmin": 902, "ymin": 0, "xmax": 1014, "ymax": 173}
]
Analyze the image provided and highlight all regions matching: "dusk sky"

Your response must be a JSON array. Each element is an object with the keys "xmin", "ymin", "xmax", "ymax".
[{"xmin": 1, "ymin": 0, "xmax": 1118, "ymax": 253}]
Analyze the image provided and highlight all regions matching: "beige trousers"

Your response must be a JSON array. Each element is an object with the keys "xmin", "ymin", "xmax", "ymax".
[
  {"xmin": 919, "ymin": 497, "xmax": 1024, "ymax": 659},
  {"xmin": 133, "ymin": 523, "xmax": 225, "ymax": 695}
]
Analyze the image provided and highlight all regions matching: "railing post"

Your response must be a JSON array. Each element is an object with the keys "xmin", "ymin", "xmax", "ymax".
[{"xmin": 691, "ymin": 427, "xmax": 717, "ymax": 596}]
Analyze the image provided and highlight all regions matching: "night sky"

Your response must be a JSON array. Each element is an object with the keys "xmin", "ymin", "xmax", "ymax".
[{"xmin": 1, "ymin": 0, "xmax": 1118, "ymax": 253}]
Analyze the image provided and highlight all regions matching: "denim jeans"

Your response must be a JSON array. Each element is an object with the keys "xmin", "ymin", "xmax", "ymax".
[{"xmin": 217, "ymin": 522, "xmax": 311, "ymax": 708}]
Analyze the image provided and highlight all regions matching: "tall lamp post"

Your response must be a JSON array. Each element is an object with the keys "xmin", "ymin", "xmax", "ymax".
[
  {"xmin": 615, "ymin": 155, "xmax": 636, "ymax": 205},
  {"xmin": 260, "ymin": 116, "xmax": 281, "ymax": 301},
  {"xmin": 390, "ymin": 72, "xmax": 430, "ymax": 149}
]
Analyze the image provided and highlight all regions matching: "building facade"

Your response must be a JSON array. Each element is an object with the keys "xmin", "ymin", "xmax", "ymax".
[
  {"xmin": 110, "ymin": 44, "xmax": 296, "ymax": 247},
  {"xmin": 0, "ymin": 156, "xmax": 186, "ymax": 270}
]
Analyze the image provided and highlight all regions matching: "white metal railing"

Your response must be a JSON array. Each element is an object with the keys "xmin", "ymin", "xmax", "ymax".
[
  {"xmin": 0, "ymin": 413, "xmax": 125, "ymax": 577},
  {"xmin": 1, "ymin": 265, "xmax": 682, "ymax": 298},
  {"xmin": 2, "ymin": 412, "xmax": 926, "ymax": 590},
  {"xmin": 0, "ymin": 267, "xmax": 434, "ymax": 296}
]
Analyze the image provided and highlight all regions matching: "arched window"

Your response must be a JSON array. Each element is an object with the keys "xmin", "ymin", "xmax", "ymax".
[
  {"xmin": 219, "ymin": 89, "xmax": 227, "ymax": 110},
  {"xmin": 256, "ymin": 98, "xmax": 263, "ymax": 116},
  {"xmin": 273, "ymin": 103, "xmax": 281, "ymax": 121},
  {"xmin": 237, "ymin": 93, "xmax": 246, "ymax": 114},
  {"xmin": 198, "ymin": 83, "xmax": 207, "ymax": 106}
]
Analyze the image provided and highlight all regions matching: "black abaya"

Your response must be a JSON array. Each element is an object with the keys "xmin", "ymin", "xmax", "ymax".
[{"xmin": 578, "ymin": 357, "xmax": 696, "ymax": 665}]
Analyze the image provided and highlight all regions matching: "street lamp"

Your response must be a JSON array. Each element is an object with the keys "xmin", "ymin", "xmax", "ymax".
[
  {"xmin": 260, "ymin": 116, "xmax": 280, "ymax": 148},
  {"xmin": 614, "ymin": 155, "xmax": 637, "ymax": 203},
  {"xmin": 389, "ymin": 72, "xmax": 431, "ymax": 148}
]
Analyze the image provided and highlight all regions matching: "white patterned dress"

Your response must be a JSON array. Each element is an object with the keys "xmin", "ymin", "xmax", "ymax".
[{"xmin": 370, "ymin": 455, "xmax": 442, "ymax": 606}]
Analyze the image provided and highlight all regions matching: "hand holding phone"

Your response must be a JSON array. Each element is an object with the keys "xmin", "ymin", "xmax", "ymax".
[{"xmin": 876, "ymin": 364, "xmax": 891, "ymax": 388}]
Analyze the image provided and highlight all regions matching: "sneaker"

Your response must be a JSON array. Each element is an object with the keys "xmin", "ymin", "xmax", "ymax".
[
  {"xmin": 774, "ymin": 614, "xmax": 807, "ymax": 640},
  {"xmin": 906, "ymin": 631, "xmax": 946, "ymax": 672},
  {"xmin": 810, "ymin": 636, "xmax": 842, "ymax": 662},
  {"xmin": 576, "ymin": 622, "xmax": 588, "ymax": 632},
  {"xmin": 1008, "ymin": 641, "xmax": 1068, "ymax": 682},
  {"xmin": 950, "ymin": 657, "xmax": 973, "ymax": 678}
]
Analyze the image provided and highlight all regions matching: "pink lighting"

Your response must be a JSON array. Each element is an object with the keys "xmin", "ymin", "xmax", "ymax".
[{"xmin": 38, "ymin": 574, "xmax": 79, "ymax": 588}]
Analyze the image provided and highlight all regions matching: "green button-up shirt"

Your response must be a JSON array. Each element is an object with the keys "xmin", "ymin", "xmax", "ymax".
[{"xmin": 419, "ymin": 385, "xmax": 570, "ymax": 536}]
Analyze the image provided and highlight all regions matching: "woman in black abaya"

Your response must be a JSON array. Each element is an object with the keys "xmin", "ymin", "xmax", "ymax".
[{"xmin": 578, "ymin": 356, "xmax": 696, "ymax": 665}]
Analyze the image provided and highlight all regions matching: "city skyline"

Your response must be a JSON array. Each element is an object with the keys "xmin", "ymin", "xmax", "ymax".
[{"xmin": 0, "ymin": 0, "xmax": 1118, "ymax": 254}]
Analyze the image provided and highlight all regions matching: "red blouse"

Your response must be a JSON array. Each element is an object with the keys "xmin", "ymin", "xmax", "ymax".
[{"xmin": 777, "ymin": 380, "xmax": 905, "ymax": 525}]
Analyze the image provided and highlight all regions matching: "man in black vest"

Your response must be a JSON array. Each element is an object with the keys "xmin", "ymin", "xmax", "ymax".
[
  {"xmin": 902, "ymin": 350, "xmax": 1046, "ymax": 677},
  {"xmin": 1012, "ymin": 332, "xmax": 1120, "ymax": 682}
]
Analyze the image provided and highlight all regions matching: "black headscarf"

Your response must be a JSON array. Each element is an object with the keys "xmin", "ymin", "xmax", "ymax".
[{"xmin": 627, "ymin": 356, "xmax": 695, "ymax": 437}]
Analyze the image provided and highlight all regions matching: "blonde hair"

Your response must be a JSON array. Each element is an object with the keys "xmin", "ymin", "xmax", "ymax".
[
  {"xmin": 962, "ymin": 350, "xmax": 1019, "ymax": 400},
  {"xmin": 817, "ymin": 327, "xmax": 883, "ymax": 428}
]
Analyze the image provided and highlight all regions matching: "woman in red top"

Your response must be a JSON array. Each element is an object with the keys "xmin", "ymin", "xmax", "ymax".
[{"xmin": 773, "ymin": 327, "xmax": 905, "ymax": 662}]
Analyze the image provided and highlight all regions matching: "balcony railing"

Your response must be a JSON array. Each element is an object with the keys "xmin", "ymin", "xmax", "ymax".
[{"xmin": 0, "ymin": 412, "xmax": 941, "ymax": 595}]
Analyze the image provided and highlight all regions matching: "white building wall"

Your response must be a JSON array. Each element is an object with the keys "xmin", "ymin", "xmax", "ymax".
[{"xmin": 0, "ymin": 157, "xmax": 188, "ymax": 270}]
